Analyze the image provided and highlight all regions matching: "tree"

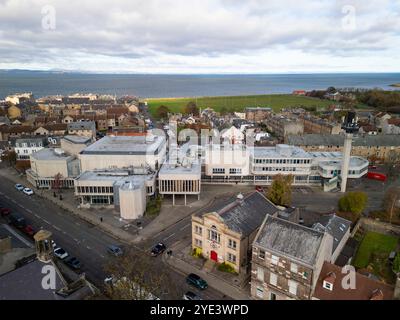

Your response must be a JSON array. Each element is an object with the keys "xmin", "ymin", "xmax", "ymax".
[
  {"xmin": 184, "ymin": 101, "xmax": 199, "ymax": 116},
  {"xmin": 156, "ymin": 105, "xmax": 170, "ymax": 119},
  {"xmin": 384, "ymin": 150, "xmax": 400, "ymax": 181},
  {"xmin": 104, "ymin": 248, "xmax": 179, "ymax": 300},
  {"xmin": 267, "ymin": 174, "xmax": 293, "ymax": 206},
  {"xmin": 338, "ymin": 191, "xmax": 368, "ymax": 215},
  {"xmin": 2, "ymin": 150, "xmax": 16, "ymax": 166},
  {"xmin": 383, "ymin": 187, "xmax": 400, "ymax": 223},
  {"xmin": 52, "ymin": 173, "xmax": 64, "ymax": 192}
]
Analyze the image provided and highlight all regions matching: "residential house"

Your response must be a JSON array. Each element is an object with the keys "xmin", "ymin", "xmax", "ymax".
[
  {"xmin": 313, "ymin": 262, "xmax": 394, "ymax": 300},
  {"xmin": 67, "ymin": 121, "xmax": 96, "ymax": 139},
  {"xmin": 250, "ymin": 215, "xmax": 333, "ymax": 300}
]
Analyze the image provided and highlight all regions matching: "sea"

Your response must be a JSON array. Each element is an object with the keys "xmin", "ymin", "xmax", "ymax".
[{"xmin": 0, "ymin": 71, "xmax": 399, "ymax": 100}]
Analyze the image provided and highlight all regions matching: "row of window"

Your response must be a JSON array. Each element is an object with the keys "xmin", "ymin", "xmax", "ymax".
[
  {"xmin": 254, "ymin": 159, "xmax": 311, "ymax": 164},
  {"xmin": 76, "ymin": 186, "xmax": 114, "ymax": 194},
  {"xmin": 258, "ymin": 250, "xmax": 300, "ymax": 274},
  {"xmin": 255, "ymin": 167, "xmax": 306, "ymax": 172},
  {"xmin": 159, "ymin": 179, "xmax": 200, "ymax": 193},
  {"xmin": 16, "ymin": 143, "xmax": 43, "ymax": 148},
  {"xmin": 194, "ymin": 225, "xmax": 237, "ymax": 250},
  {"xmin": 256, "ymin": 269, "xmax": 298, "ymax": 297},
  {"xmin": 212, "ymin": 168, "xmax": 243, "ymax": 175}
]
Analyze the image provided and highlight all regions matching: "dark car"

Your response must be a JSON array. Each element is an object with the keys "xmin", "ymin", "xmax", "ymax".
[
  {"xmin": 64, "ymin": 257, "xmax": 82, "ymax": 270},
  {"xmin": 0, "ymin": 207, "xmax": 11, "ymax": 217},
  {"xmin": 151, "ymin": 243, "xmax": 166, "ymax": 256},
  {"xmin": 22, "ymin": 225, "xmax": 35, "ymax": 237},
  {"xmin": 186, "ymin": 273, "xmax": 208, "ymax": 290},
  {"xmin": 107, "ymin": 245, "xmax": 123, "ymax": 256},
  {"xmin": 183, "ymin": 291, "xmax": 202, "ymax": 300},
  {"xmin": 9, "ymin": 213, "xmax": 26, "ymax": 229}
]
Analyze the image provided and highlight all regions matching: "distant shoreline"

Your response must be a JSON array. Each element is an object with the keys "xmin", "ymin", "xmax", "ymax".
[{"xmin": 389, "ymin": 83, "xmax": 400, "ymax": 87}]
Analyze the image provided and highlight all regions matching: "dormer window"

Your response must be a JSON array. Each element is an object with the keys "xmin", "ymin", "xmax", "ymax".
[{"xmin": 323, "ymin": 272, "xmax": 336, "ymax": 291}]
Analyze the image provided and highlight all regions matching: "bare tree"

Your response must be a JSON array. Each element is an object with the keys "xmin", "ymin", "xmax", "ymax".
[
  {"xmin": 383, "ymin": 187, "xmax": 400, "ymax": 224},
  {"xmin": 103, "ymin": 248, "xmax": 179, "ymax": 300}
]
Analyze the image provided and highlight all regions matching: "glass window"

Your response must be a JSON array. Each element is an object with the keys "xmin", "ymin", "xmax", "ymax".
[
  {"xmin": 227, "ymin": 253, "xmax": 236, "ymax": 264},
  {"xmin": 290, "ymin": 263, "xmax": 298, "ymax": 274},
  {"xmin": 228, "ymin": 239, "xmax": 237, "ymax": 250},
  {"xmin": 259, "ymin": 250, "xmax": 265, "ymax": 259},
  {"xmin": 288, "ymin": 280, "xmax": 298, "ymax": 295},
  {"xmin": 271, "ymin": 255, "xmax": 279, "ymax": 265},
  {"xmin": 257, "ymin": 267, "xmax": 264, "ymax": 281},
  {"xmin": 256, "ymin": 287, "xmax": 264, "ymax": 298},
  {"xmin": 208, "ymin": 229, "xmax": 220, "ymax": 243},
  {"xmin": 270, "ymin": 273, "xmax": 277, "ymax": 286}
]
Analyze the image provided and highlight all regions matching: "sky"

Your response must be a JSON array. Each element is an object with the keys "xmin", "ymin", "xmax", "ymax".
[{"xmin": 0, "ymin": 0, "xmax": 399, "ymax": 74}]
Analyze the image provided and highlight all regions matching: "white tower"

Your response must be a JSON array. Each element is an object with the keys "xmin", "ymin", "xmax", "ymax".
[
  {"xmin": 340, "ymin": 111, "xmax": 359, "ymax": 193},
  {"xmin": 340, "ymin": 133, "xmax": 353, "ymax": 193}
]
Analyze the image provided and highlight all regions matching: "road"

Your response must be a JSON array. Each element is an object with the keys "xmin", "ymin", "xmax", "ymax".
[{"xmin": 0, "ymin": 173, "xmax": 231, "ymax": 300}]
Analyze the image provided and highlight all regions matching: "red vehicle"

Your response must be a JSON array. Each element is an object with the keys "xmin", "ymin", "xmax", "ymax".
[
  {"xmin": 22, "ymin": 225, "xmax": 35, "ymax": 238},
  {"xmin": 255, "ymin": 186, "xmax": 264, "ymax": 193},
  {"xmin": 0, "ymin": 207, "xmax": 11, "ymax": 217},
  {"xmin": 367, "ymin": 172, "xmax": 387, "ymax": 182}
]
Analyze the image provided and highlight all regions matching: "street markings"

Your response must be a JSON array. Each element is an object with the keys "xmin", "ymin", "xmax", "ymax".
[
  {"xmin": 180, "ymin": 223, "xmax": 190, "ymax": 231},
  {"xmin": 163, "ymin": 233, "xmax": 176, "ymax": 241}
]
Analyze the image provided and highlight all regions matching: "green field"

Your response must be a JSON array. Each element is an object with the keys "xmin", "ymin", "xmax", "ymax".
[
  {"xmin": 144, "ymin": 94, "xmax": 333, "ymax": 117},
  {"xmin": 353, "ymin": 231, "xmax": 398, "ymax": 269}
]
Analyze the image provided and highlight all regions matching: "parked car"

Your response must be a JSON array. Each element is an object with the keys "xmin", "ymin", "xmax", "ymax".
[
  {"xmin": 22, "ymin": 225, "xmax": 35, "ymax": 237},
  {"xmin": 151, "ymin": 243, "xmax": 166, "ymax": 256},
  {"xmin": 64, "ymin": 257, "xmax": 82, "ymax": 270},
  {"xmin": 9, "ymin": 213, "xmax": 26, "ymax": 229},
  {"xmin": 0, "ymin": 207, "xmax": 11, "ymax": 217},
  {"xmin": 15, "ymin": 184, "xmax": 24, "ymax": 191},
  {"xmin": 107, "ymin": 245, "xmax": 123, "ymax": 256},
  {"xmin": 255, "ymin": 186, "xmax": 264, "ymax": 193},
  {"xmin": 23, "ymin": 188, "xmax": 34, "ymax": 196},
  {"xmin": 183, "ymin": 291, "xmax": 202, "ymax": 300},
  {"xmin": 54, "ymin": 247, "xmax": 69, "ymax": 260},
  {"xmin": 186, "ymin": 273, "xmax": 208, "ymax": 290}
]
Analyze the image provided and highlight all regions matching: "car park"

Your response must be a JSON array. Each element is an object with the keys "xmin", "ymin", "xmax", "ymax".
[
  {"xmin": 186, "ymin": 273, "xmax": 208, "ymax": 290},
  {"xmin": 15, "ymin": 184, "xmax": 24, "ymax": 191},
  {"xmin": 151, "ymin": 243, "xmax": 166, "ymax": 256},
  {"xmin": 54, "ymin": 247, "xmax": 69, "ymax": 260},
  {"xmin": 64, "ymin": 257, "xmax": 82, "ymax": 270},
  {"xmin": 23, "ymin": 188, "xmax": 34, "ymax": 196},
  {"xmin": 183, "ymin": 291, "xmax": 202, "ymax": 300},
  {"xmin": 107, "ymin": 245, "xmax": 123, "ymax": 256}
]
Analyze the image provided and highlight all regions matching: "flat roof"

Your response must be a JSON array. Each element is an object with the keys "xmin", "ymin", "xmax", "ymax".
[
  {"xmin": 76, "ymin": 170, "xmax": 154, "ymax": 182},
  {"xmin": 31, "ymin": 148, "xmax": 75, "ymax": 161},
  {"xmin": 80, "ymin": 135, "xmax": 165, "ymax": 155},
  {"xmin": 159, "ymin": 161, "xmax": 201, "ymax": 176},
  {"xmin": 252, "ymin": 144, "xmax": 311, "ymax": 158}
]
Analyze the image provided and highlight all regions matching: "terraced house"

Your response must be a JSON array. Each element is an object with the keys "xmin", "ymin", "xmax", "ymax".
[{"xmin": 251, "ymin": 215, "xmax": 333, "ymax": 300}]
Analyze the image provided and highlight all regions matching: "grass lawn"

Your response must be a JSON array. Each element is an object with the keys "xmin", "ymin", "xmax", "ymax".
[
  {"xmin": 353, "ymin": 231, "xmax": 398, "ymax": 269},
  {"xmin": 145, "ymin": 94, "xmax": 333, "ymax": 117}
]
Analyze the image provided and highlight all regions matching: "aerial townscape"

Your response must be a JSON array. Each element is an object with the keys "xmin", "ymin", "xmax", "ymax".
[{"xmin": 0, "ymin": 1, "xmax": 399, "ymax": 312}]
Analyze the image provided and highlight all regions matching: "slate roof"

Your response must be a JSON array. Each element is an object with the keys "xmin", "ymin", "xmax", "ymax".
[
  {"xmin": 313, "ymin": 262, "xmax": 394, "ymax": 300},
  {"xmin": 312, "ymin": 214, "xmax": 351, "ymax": 255},
  {"xmin": 255, "ymin": 215, "xmax": 325, "ymax": 266},
  {"xmin": 287, "ymin": 134, "xmax": 400, "ymax": 147},
  {"xmin": 67, "ymin": 121, "xmax": 95, "ymax": 131},
  {"xmin": 201, "ymin": 191, "xmax": 280, "ymax": 237}
]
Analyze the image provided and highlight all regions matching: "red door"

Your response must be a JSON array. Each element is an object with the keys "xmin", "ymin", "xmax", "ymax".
[{"xmin": 210, "ymin": 251, "xmax": 218, "ymax": 262}]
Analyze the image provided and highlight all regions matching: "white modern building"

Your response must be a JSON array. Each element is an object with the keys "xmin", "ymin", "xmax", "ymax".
[
  {"xmin": 203, "ymin": 144, "xmax": 368, "ymax": 188},
  {"xmin": 27, "ymin": 148, "xmax": 80, "ymax": 188},
  {"xmin": 74, "ymin": 169, "xmax": 156, "ymax": 219},
  {"xmin": 79, "ymin": 134, "xmax": 167, "ymax": 172}
]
